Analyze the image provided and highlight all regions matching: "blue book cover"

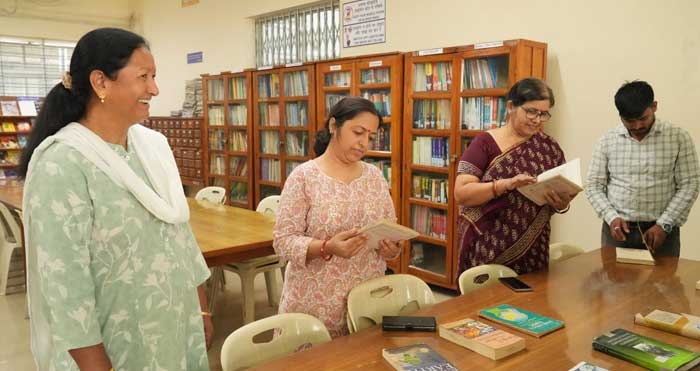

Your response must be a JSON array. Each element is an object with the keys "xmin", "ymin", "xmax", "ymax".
[
  {"xmin": 382, "ymin": 343, "xmax": 458, "ymax": 371},
  {"xmin": 478, "ymin": 303, "xmax": 564, "ymax": 337}
]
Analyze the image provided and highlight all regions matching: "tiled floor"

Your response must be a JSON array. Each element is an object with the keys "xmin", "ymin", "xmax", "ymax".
[{"xmin": 0, "ymin": 272, "xmax": 457, "ymax": 371}]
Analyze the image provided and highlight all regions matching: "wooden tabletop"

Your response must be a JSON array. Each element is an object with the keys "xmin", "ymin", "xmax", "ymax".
[
  {"xmin": 250, "ymin": 248, "xmax": 700, "ymax": 370},
  {"xmin": 187, "ymin": 198, "xmax": 275, "ymax": 266},
  {"xmin": 0, "ymin": 182, "xmax": 274, "ymax": 267},
  {"xmin": 0, "ymin": 180, "xmax": 24, "ymax": 210}
]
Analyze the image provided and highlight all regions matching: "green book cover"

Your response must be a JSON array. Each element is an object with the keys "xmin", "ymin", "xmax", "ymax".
[
  {"xmin": 478, "ymin": 303, "xmax": 564, "ymax": 337},
  {"xmin": 593, "ymin": 328, "xmax": 700, "ymax": 371}
]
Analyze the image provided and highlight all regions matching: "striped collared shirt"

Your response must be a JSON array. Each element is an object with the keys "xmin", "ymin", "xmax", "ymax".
[{"xmin": 585, "ymin": 119, "xmax": 700, "ymax": 227}]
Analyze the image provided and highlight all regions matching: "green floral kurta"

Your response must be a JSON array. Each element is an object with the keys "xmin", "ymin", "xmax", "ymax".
[{"xmin": 24, "ymin": 141, "xmax": 210, "ymax": 371}]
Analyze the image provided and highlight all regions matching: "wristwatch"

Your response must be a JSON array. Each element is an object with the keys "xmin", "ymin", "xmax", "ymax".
[{"xmin": 659, "ymin": 223, "xmax": 673, "ymax": 234}]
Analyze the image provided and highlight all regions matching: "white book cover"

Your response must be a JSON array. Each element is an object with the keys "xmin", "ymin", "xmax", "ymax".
[
  {"xmin": 359, "ymin": 219, "xmax": 419, "ymax": 250},
  {"xmin": 17, "ymin": 100, "xmax": 37, "ymax": 116},
  {"xmin": 517, "ymin": 158, "xmax": 583, "ymax": 206},
  {"xmin": 616, "ymin": 247, "xmax": 655, "ymax": 265}
]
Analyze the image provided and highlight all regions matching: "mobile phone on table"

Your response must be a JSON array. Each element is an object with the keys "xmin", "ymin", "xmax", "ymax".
[{"xmin": 498, "ymin": 277, "xmax": 533, "ymax": 292}]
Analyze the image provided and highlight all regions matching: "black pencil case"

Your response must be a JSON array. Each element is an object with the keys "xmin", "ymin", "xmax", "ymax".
[{"xmin": 381, "ymin": 315, "xmax": 437, "ymax": 332}]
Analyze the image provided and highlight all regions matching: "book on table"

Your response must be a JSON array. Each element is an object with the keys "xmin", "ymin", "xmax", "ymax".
[
  {"xmin": 592, "ymin": 328, "xmax": 700, "ymax": 371},
  {"xmin": 635, "ymin": 310, "xmax": 700, "ymax": 340},
  {"xmin": 478, "ymin": 303, "xmax": 564, "ymax": 338},
  {"xmin": 359, "ymin": 219, "xmax": 419, "ymax": 250},
  {"xmin": 438, "ymin": 317, "xmax": 525, "ymax": 360},
  {"xmin": 567, "ymin": 361, "xmax": 609, "ymax": 371},
  {"xmin": 382, "ymin": 343, "xmax": 458, "ymax": 370},
  {"xmin": 616, "ymin": 247, "xmax": 656, "ymax": 265},
  {"xmin": 517, "ymin": 158, "xmax": 583, "ymax": 206}
]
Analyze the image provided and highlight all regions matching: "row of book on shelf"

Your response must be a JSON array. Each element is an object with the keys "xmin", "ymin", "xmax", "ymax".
[
  {"xmin": 256, "ymin": 71, "xmax": 309, "ymax": 98},
  {"xmin": 383, "ymin": 304, "xmax": 700, "ymax": 371},
  {"xmin": 323, "ymin": 68, "xmax": 392, "ymax": 87},
  {"xmin": 258, "ymin": 102, "xmax": 311, "ymax": 128}
]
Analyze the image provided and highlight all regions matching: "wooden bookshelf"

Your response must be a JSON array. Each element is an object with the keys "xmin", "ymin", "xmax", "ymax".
[
  {"xmin": 316, "ymin": 52, "xmax": 404, "ymax": 272},
  {"xmin": 252, "ymin": 63, "xmax": 316, "ymax": 206},
  {"xmin": 402, "ymin": 39, "xmax": 547, "ymax": 289},
  {"xmin": 142, "ymin": 117, "xmax": 204, "ymax": 187},
  {"xmin": 201, "ymin": 71, "xmax": 255, "ymax": 209},
  {"xmin": 0, "ymin": 96, "xmax": 36, "ymax": 181}
]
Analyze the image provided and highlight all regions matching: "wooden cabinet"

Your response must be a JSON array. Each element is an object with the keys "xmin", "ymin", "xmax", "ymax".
[
  {"xmin": 402, "ymin": 39, "xmax": 547, "ymax": 289},
  {"xmin": 252, "ymin": 63, "xmax": 316, "ymax": 205},
  {"xmin": 202, "ymin": 71, "xmax": 255, "ymax": 209},
  {"xmin": 142, "ymin": 117, "xmax": 204, "ymax": 187},
  {"xmin": 316, "ymin": 53, "xmax": 404, "ymax": 272}
]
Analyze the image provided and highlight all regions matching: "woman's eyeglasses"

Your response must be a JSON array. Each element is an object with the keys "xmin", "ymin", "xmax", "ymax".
[{"xmin": 519, "ymin": 106, "xmax": 552, "ymax": 122}]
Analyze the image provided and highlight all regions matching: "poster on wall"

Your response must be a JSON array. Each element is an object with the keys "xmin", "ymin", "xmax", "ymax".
[{"xmin": 342, "ymin": 0, "xmax": 386, "ymax": 48}]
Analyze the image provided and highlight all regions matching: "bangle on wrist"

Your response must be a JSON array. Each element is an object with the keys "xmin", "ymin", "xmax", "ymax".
[
  {"xmin": 554, "ymin": 204, "xmax": 570, "ymax": 214},
  {"xmin": 201, "ymin": 311, "xmax": 212, "ymax": 317},
  {"xmin": 320, "ymin": 239, "xmax": 332, "ymax": 261},
  {"xmin": 491, "ymin": 180, "xmax": 499, "ymax": 198}
]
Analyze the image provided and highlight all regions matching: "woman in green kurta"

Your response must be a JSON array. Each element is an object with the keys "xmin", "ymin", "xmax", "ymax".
[{"xmin": 19, "ymin": 28, "xmax": 212, "ymax": 371}]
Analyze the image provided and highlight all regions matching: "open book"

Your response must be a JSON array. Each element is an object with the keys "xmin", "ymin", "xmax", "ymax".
[
  {"xmin": 359, "ymin": 219, "xmax": 419, "ymax": 250},
  {"xmin": 616, "ymin": 247, "xmax": 655, "ymax": 265},
  {"xmin": 517, "ymin": 158, "xmax": 583, "ymax": 206}
]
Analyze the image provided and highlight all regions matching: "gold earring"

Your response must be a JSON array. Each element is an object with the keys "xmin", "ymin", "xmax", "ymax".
[{"xmin": 99, "ymin": 95, "xmax": 105, "ymax": 103}]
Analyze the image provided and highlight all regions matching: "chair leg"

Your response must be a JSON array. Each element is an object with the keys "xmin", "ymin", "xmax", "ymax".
[
  {"xmin": 0, "ymin": 245, "xmax": 14, "ymax": 296},
  {"xmin": 207, "ymin": 267, "xmax": 222, "ymax": 315},
  {"xmin": 263, "ymin": 269, "xmax": 281, "ymax": 307},
  {"xmin": 241, "ymin": 271, "xmax": 256, "ymax": 325}
]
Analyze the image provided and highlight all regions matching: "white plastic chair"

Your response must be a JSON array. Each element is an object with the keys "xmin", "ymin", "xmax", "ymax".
[
  {"xmin": 0, "ymin": 202, "xmax": 24, "ymax": 295},
  {"xmin": 220, "ymin": 312, "xmax": 331, "ymax": 371},
  {"xmin": 221, "ymin": 195, "xmax": 286, "ymax": 324},
  {"xmin": 458, "ymin": 264, "xmax": 517, "ymax": 295},
  {"xmin": 346, "ymin": 274, "xmax": 435, "ymax": 333},
  {"xmin": 549, "ymin": 242, "xmax": 585, "ymax": 263},
  {"xmin": 195, "ymin": 186, "xmax": 226, "ymax": 204}
]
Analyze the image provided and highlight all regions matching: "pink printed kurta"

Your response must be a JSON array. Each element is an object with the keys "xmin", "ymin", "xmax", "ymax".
[{"xmin": 273, "ymin": 160, "xmax": 396, "ymax": 338}]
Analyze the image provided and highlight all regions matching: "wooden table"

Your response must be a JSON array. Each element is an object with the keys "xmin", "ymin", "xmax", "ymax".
[
  {"xmin": 0, "ymin": 181, "xmax": 24, "ymax": 210},
  {"xmin": 0, "ymin": 183, "xmax": 275, "ymax": 267},
  {"xmin": 250, "ymin": 248, "xmax": 700, "ymax": 370},
  {"xmin": 187, "ymin": 198, "xmax": 275, "ymax": 267}
]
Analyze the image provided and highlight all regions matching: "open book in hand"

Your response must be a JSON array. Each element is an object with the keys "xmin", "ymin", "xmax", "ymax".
[
  {"xmin": 616, "ymin": 247, "xmax": 656, "ymax": 265},
  {"xmin": 517, "ymin": 158, "xmax": 583, "ymax": 206},
  {"xmin": 359, "ymin": 219, "xmax": 419, "ymax": 250}
]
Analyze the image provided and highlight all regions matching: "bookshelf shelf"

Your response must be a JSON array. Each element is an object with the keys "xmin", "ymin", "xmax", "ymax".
[
  {"xmin": 0, "ymin": 96, "xmax": 37, "ymax": 180},
  {"xmin": 202, "ymin": 71, "xmax": 255, "ymax": 209},
  {"xmin": 402, "ymin": 39, "xmax": 548, "ymax": 289},
  {"xmin": 253, "ymin": 63, "xmax": 316, "ymax": 205},
  {"xmin": 316, "ymin": 52, "xmax": 404, "ymax": 273}
]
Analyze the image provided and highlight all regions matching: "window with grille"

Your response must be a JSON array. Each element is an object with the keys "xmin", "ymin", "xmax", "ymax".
[
  {"xmin": 0, "ymin": 36, "xmax": 75, "ymax": 97},
  {"xmin": 255, "ymin": 0, "xmax": 340, "ymax": 67}
]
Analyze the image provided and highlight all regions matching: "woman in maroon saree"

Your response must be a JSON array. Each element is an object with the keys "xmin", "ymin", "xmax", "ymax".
[{"xmin": 455, "ymin": 78, "xmax": 576, "ymax": 275}]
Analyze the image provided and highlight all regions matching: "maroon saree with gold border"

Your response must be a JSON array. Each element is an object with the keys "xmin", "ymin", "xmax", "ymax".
[{"xmin": 457, "ymin": 132, "xmax": 565, "ymax": 276}]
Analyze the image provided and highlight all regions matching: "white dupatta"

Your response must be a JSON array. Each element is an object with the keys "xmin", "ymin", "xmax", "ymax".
[{"xmin": 23, "ymin": 122, "xmax": 189, "ymax": 224}]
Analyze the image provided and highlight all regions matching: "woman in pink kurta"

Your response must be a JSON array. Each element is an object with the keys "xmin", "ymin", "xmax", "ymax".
[{"xmin": 273, "ymin": 97, "xmax": 401, "ymax": 338}]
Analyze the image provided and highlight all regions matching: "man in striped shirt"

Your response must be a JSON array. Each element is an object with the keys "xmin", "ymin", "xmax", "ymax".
[{"xmin": 585, "ymin": 80, "xmax": 699, "ymax": 256}]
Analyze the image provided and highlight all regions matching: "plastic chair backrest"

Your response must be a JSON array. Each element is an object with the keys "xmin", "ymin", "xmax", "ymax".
[
  {"xmin": 549, "ymin": 242, "xmax": 585, "ymax": 263},
  {"xmin": 195, "ymin": 186, "xmax": 226, "ymax": 204},
  {"xmin": 458, "ymin": 264, "xmax": 517, "ymax": 295},
  {"xmin": 346, "ymin": 274, "xmax": 435, "ymax": 333},
  {"xmin": 256, "ymin": 195, "xmax": 281, "ymax": 217},
  {"xmin": 220, "ymin": 313, "xmax": 331, "ymax": 371},
  {"xmin": 0, "ymin": 202, "xmax": 21, "ymax": 244}
]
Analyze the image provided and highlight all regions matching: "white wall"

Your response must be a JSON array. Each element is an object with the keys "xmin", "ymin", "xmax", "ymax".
[
  {"xmin": 19, "ymin": 0, "xmax": 698, "ymax": 258},
  {"xmin": 0, "ymin": 0, "xmax": 131, "ymax": 41},
  {"xmin": 137, "ymin": 0, "xmax": 311, "ymax": 116}
]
